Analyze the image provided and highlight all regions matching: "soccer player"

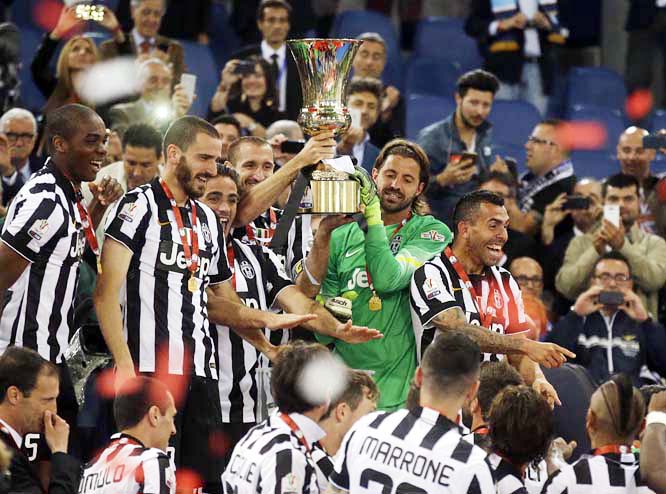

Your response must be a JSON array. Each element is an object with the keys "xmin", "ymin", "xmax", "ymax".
[
  {"xmin": 328, "ymin": 331, "xmax": 495, "ymax": 494},
  {"xmin": 410, "ymin": 190, "xmax": 573, "ymax": 406},
  {"xmin": 318, "ymin": 138, "xmax": 451, "ymax": 410},
  {"xmin": 93, "ymin": 116, "xmax": 319, "ymax": 493},
  {"xmin": 78, "ymin": 377, "xmax": 176, "ymax": 494}
]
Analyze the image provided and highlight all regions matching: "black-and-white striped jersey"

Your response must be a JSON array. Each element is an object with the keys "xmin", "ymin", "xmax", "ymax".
[
  {"xmin": 221, "ymin": 413, "xmax": 323, "ymax": 494},
  {"xmin": 410, "ymin": 253, "xmax": 528, "ymax": 363},
  {"xmin": 311, "ymin": 442, "xmax": 334, "ymax": 491},
  {"xmin": 0, "ymin": 162, "xmax": 88, "ymax": 363},
  {"xmin": 542, "ymin": 451, "xmax": 655, "ymax": 494},
  {"xmin": 79, "ymin": 433, "xmax": 175, "ymax": 494},
  {"xmin": 215, "ymin": 238, "xmax": 292, "ymax": 423},
  {"xmin": 104, "ymin": 178, "xmax": 231, "ymax": 379},
  {"xmin": 487, "ymin": 453, "xmax": 528, "ymax": 494},
  {"xmin": 233, "ymin": 208, "xmax": 313, "ymax": 281},
  {"xmin": 330, "ymin": 406, "xmax": 495, "ymax": 494}
]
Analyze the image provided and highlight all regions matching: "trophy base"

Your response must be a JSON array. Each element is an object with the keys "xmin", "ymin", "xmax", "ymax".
[{"xmin": 297, "ymin": 178, "xmax": 360, "ymax": 215}]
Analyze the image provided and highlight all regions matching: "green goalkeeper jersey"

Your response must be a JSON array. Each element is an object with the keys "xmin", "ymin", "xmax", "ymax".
[{"xmin": 317, "ymin": 214, "xmax": 451, "ymax": 410}]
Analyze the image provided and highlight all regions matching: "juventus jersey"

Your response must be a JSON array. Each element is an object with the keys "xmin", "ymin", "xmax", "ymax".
[
  {"xmin": 215, "ymin": 238, "xmax": 292, "ymax": 423},
  {"xmin": 104, "ymin": 178, "xmax": 231, "ymax": 379},
  {"xmin": 79, "ymin": 433, "xmax": 175, "ymax": 494},
  {"xmin": 410, "ymin": 253, "xmax": 527, "ymax": 362},
  {"xmin": 0, "ymin": 162, "xmax": 87, "ymax": 363},
  {"xmin": 330, "ymin": 407, "xmax": 495, "ymax": 494},
  {"xmin": 233, "ymin": 208, "xmax": 312, "ymax": 281}
]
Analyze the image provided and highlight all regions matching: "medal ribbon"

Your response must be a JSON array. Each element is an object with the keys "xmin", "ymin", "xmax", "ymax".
[
  {"xmin": 365, "ymin": 212, "xmax": 412, "ymax": 298},
  {"xmin": 73, "ymin": 188, "xmax": 102, "ymax": 273},
  {"xmin": 593, "ymin": 444, "xmax": 632, "ymax": 456},
  {"xmin": 245, "ymin": 208, "xmax": 277, "ymax": 244},
  {"xmin": 279, "ymin": 413, "xmax": 311, "ymax": 453},
  {"xmin": 159, "ymin": 178, "xmax": 199, "ymax": 277},
  {"xmin": 226, "ymin": 241, "xmax": 236, "ymax": 289}
]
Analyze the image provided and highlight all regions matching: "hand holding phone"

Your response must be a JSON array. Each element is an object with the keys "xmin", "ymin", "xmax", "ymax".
[
  {"xmin": 180, "ymin": 73, "xmax": 197, "ymax": 101},
  {"xmin": 603, "ymin": 204, "xmax": 620, "ymax": 227},
  {"xmin": 562, "ymin": 195, "xmax": 590, "ymax": 211}
]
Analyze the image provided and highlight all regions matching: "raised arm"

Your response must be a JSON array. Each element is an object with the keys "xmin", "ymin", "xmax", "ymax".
[{"xmin": 641, "ymin": 391, "xmax": 666, "ymax": 493}]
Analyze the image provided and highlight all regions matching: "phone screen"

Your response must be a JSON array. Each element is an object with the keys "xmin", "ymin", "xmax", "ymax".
[{"xmin": 604, "ymin": 204, "xmax": 620, "ymax": 227}]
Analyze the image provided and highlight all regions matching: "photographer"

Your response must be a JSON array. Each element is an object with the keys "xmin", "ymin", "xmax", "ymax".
[{"xmin": 547, "ymin": 252, "xmax": 666, "ymax": 386}]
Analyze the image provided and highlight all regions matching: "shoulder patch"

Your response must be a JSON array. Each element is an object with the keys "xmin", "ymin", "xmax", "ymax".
[
  {"xmin": 118, "ymin": 202, "xmax": 138, "ymax": 223},
  {"xmin": 420, "ymin": 230, "xmax": 446, "ymax": 242},
  {"xmin": 27, "ymin": 219, "xmax": 50, "ymax": 241},
  {"xmin": 281, "ymin": 472, "xmax": 303, "ymax": 494}
]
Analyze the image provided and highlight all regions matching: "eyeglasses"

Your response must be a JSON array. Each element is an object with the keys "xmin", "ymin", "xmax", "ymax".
[
  {"xmin": 514, "ymin": 275, "xmax": 543, "ymax": 286},
  {"xmin": 6, "ymin": 132, "xmax": 35, "ymax": 142},
  {"xmin": 527, "ymin": 135, "xmax": 556, "ymax": 146},
  {"xmin": 594, "ymin": 273, "xmax": 631, "ymax": 283}
]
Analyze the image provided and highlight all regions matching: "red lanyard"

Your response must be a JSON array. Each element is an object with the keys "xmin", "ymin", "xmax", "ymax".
[
  {"xmin": 593, "ymin": 444, "xmax": 631, "ymax": 456},
  {"xmin": 279, "ymin": 413, "xmax": 311, "ymax": 453},
  {"xmin": 444, "ymin": 247, "xmax": 495, "ymax": 328},
  {"xmin": 365, "ymin": 212, "xmax": 412, "ymax": 294},
  {"xmin": 73, "ymin": 188, "xmax": 102, "ymax": 273},
  {"xmin": 226, "ymin": 241, "xmax": 236, "ymax": 289},
  {"xmin": 159, "ymin": 178, "xmax": 199, "ymax": 276},
  {"xmin": 245, "ymin": 208, "xmax": 277, "ymax": 244},
  {"xmin": 472, "ymin": 425, "xmax": 489, "ymax": 436}
]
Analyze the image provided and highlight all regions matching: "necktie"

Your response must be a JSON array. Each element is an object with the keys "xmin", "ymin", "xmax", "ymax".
[
  {"xmin": 140, "ymin": 40, "xmax": 152, "ymax": 54},
  {"xmin": 270, "ymin": 53, "xmax": 280, "ymax": 97}
]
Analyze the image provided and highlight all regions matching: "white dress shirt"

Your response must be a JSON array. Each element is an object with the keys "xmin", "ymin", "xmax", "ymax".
[
  {"xmin": 260, "ymin": 40, "xmax": 288, "ymax": 113},
  {"xmin": 0, "ymin": 417, "xmax": 22, "ymax": 448}
]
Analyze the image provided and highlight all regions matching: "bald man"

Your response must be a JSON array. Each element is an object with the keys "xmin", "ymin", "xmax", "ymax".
[
  {"xmin": 617, "ymin": 127, "xmax": 658, "ymax": 233},
  {"xmin": 510, "ymin": 257, "xmax": 550, "ymax": 339}
]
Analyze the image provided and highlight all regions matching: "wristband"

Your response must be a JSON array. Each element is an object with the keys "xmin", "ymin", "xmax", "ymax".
[
  {"xmin": 302, "ymin": 260, "xmax": 321, "ymax": 286},
  {"xmin": 646, "ymin": 411, "xmax": 666, "ymax": 427}
]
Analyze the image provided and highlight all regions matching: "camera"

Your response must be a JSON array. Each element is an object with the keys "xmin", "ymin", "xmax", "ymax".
[
  {"xmin": 281, "ymin": 140, "xmax": 305, "ymax": 154},
  {"xmin": 598, "ymin": 291, "xmax": 624, "ymax": 306},
  {"xmin": 643, "ymin": 133, "xmax": 666, "ymax": 150},
  {"xmin": 562, "ymin": 195, "xmax": 590, "ymax": 211},
  {"xmin": 234, "ymin": 61, "xmax": 257, "ymax": 76},
  {"xmin": 75, "ymin": 4, "xmax": 105, "ymax": 22}
]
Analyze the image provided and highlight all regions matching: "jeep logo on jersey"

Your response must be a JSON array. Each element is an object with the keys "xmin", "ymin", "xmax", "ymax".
[
  {"xmin": 69, "ymin": 231, "xmax": 86, "ymax": 259},
  {"xmin": 346, "ymin": 267, "xmax": 369, "ymax": 291},
  {"xmin": 390, "ymin": 234, "xmax": 402, "ymax": 255},
  {"xmin": 240, "ymin": 260, "xmax": 255, "ymax": 279},
  {"xmin": 157, "ymin": 241, "xmax": 212, "ymax": 277}
]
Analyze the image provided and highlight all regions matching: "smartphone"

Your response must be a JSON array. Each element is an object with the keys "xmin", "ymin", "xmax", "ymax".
[
  {"xmin": 75, "ymin": 4, "xmax": 105, "ymax": 22},
  {"xmin": 563, "ymin": 195, "xmax": 591, "ymax": 211},
  {"xmin": 281, "ymin": 140, "xmax": 305, "ymax": 154},
  {"xmin": 604, "ymin": 204, "xmax": 620, "ymax": 227},
  {"xmin": 643, "ymin": 134, "xmax": 666, "ymax": 150},
  {"xmin": 180, "ymin": 73, "xmax": 197, "ymax": 100},
  {"xmin": 349, "ymin": 108, "xmax": 362, "ymax": 129},
  {"xmin": 460, "ymin": 152, "xmax": 477, "ymax": 168},
  {"xmin": 598, "ymin": 291, "xmax": 625, "ymax": 306},
  {"xmin": 234, "ymin": 60, "xmax": 256, "ymax": 75}
]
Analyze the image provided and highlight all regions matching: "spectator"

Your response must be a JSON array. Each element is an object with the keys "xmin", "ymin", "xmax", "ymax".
[
  {"xmin": 556, "ymin": 174, "xmax": 666, "ymax": 318},
  {"xmin": 336, "ymin": 77, "xmax": 382, "ymax": 173},
  {"xmin": 477, "ymin": 171, "xmax": 539, "ymax": 266},
  {"xmin": 208, "ymin": 56, "xmax": 283, "ymax": 135},
  {"xmin": 108, "ymin": 58, "xmax": 193, "ymax": 138},
  {"xmin": 625, "ymin": 0, "xmax": 666, "ymax": 106},
  {"xmin": 233, "ymin": 0, "xmax": 302, "ymax": 121},
  {"xmin": 549, "ymin": 252, "xmax": 666, "ymax": 386},
  {"xmin": 0, "ymin": 347, "xmax": 80, "ymax": 494},
  {"xmin": 265, "ymin": 119, "xmax": 304, "ymax": 167},
  {"xmin": 417, "ymin": 69, "xmax": 503, "ymax": 227},
  {"xmin": 465, "ymin": 0, "xmax": 568, "ymax": 115},
  {"xmin": 0, "ymin": 22, "xmax": 20, "ymax": 115},
  {"xmin": 352, "ymin": 32, "xmax": 405, "ymax": 148},
  {"xmin": 543, "ymin": 374, "xmax": 647, "ymax": 493},
  {"xmin": 514, "ymin": 119, "xmax": 576, "ymax": 235},
  {"xmin": 0, "ymin": 108, "xmax": 41, "ymax": 206},
  {"xmin": 211, "ymin": 114, "xmax": 242, "ymax": 162},
  {"xmin": 100, "ymin": 0, "xmax": 185, "ymax": 83},
  {"xmin": 510, "ymin": 256, "xmax": 551, "ymax": 339},
  {"xmin": 616, "ymin": 127, "xmax": 658, "ymax": 232}
]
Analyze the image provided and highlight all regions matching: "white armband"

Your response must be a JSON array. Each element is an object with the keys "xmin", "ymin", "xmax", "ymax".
[
  {"xmin": 303, "ymin": 260, "xmax": 321, "ymax": 286},
  {"xmin": 646, "ymin": 411, "xmax": 666, "ymax": 427}
]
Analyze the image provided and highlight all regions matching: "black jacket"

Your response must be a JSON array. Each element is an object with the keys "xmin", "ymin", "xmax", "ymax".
[
  {"xmin": 232, "ymin": 43, "xmax": 303, "ymax": 122},
  {"xmin": 2, "ymin": 157, "xmax": 44, "ymax": 206},
  {"xmin": 0, "ymin": 429, "xmax": 80, "ymax": 494},
  {"xmin": 626, "ymin": 0, "xmax": 663, "ymax": 31}
]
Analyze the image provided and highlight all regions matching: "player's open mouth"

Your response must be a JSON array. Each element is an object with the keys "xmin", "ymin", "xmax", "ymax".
[
  {"xmin": 487, "ymin": 244, "xmax": 502, "ymax": 254},
  {"xmin": 91, "ymin": 160, "xmax": 103, "ymax": 171}
]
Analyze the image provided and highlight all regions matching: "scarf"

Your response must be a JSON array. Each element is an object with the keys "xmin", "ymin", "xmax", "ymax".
[{"xmin": 518, "ymin": 159, "xmax": 574, "ymax": 212}]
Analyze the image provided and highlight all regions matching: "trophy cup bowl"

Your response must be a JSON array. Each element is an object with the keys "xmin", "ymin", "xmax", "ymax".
[{"xmin": 288, "ymin": 38, "xmax": 362, "ymax": 214}]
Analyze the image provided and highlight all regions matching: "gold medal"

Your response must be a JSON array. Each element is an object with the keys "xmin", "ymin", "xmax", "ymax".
[
  {"xmin": 188, "ymin": 274, "xmax": 198, "ymax": 293},
  {"xmin": 368, "ymin": 295, "xmax": 382, "ymax": 311}
]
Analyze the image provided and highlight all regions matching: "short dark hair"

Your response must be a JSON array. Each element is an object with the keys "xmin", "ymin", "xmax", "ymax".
[
  {"xmin": 489, "ymin": 385, "xmax": 554, "ymax": 467},
  {"xmin": 539, "ymin": 118, "xmax": 563, "ymax": 129},
  {"xmin": 211, "ymin": 114, "xmax": 242, "ymax": 135},
  {"xmin": 122, "ymin": 123, "xmax": 163, "ymax": 157},
  {"xmin": 227, "ymin": 135, "xmax": 272, "ymax": 166},
  {"xmin": 592, "ymin": 251, "xmax": 631, "ymax": 277},
  {"xmin": 162, "ymin": 116, "xmax": 219, "ymax": 157},
  {"xmin": 477, "ymin": 171, "xmax": 517, "ymax": 198},
  {"xmin": 374, "ymin": 138, "xmax": 431, "ymax": 215},
  {"xmin": 45, "ymin": 103, "xmax": 99, "ymax": 152},
  {"xmin": 0, "ymin": 347, "xmax": 58, "ymax": 403},
  {"xmin": 452, "ymin": 190, "xmax": 505, "ymax": 236},
  {"xmin": 113, "ymin": 376, "xmax": 171, "ymax": 430},
  {"xmin": 421, "ymin": 332, "xmax": 480, "ymax": 396},
  {"xmin": 602, "ymin": 173, "xmax": 640, "ymax": 198},
  {"xmin": 456, "ymin": 69, "xmax": 500, "ymax": 98},
  {"xmin": 214, "ymin": 163, "xmax": 241, "ymax": 189},
  {"xmin": 271, "ymin": 341, "xmax": 332, "ymax": 414},
  {"xmin": 347, "ymin": 77, "xmax": 383, "ymax": 104},
  {"xmin": 320, "ymin": 370, "xmax": 379, "ymax": 421},
  {"xmin": 477, "ymin": 362, "xmax": 523, "ymax": 420},
  {"xmin": 257, "ymin": 0, "xmax": 291, "ymax": 20}
]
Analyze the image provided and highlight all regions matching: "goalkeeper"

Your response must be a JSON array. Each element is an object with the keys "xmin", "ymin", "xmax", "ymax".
[{"xmin": 317, "ymin": 139, "xmax": 451, "ymax": 410}]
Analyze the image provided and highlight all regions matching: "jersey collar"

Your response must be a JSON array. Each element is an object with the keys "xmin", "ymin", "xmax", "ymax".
[
  {"xmin": 0, "ymin": 417, "xmax": 22, "ymax": 449},
  {"xmin": 282, "ymin": 412, "xmax": 326, "ymax": 446}
]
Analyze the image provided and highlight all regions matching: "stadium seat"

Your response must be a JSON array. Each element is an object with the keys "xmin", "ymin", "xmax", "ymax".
[
  {"xmin": 413, "ymin": 17, "xmax": 482, "ymax": 73},
  {"xmin": 651, "ymin": 109, "xmax": 666, "ymax": 133},
  {"xmin": 566, "ymin": 67, "xmax": 627, "ymax": 111},
  {"xmin": 489, "ymin": 100, "xmax": 541, "ymax": 149},
  {"xmin": 570, "ymin": 150, "xmax": 616, "ymax": 179},
  {"xmin": 405, "ymin": 57, "xmax": 461, "ymax": 99},
  {"xmin": 330, "ymin": 10, "xmax": 403, "ymax": 90},
  {"xmin": 567, "ymin": 105, "xmax": 626, "ymax": 152},
  {"xmin": 179, "ymin": 41, "xmax": 218, "ymax": 118},
  {"xmin": 18, "ymin": 27, "xmax": 47, "ymax": 113},
  {"xmin": 406, "ymin": 94, "xmax": 454, "ymax": 140}
]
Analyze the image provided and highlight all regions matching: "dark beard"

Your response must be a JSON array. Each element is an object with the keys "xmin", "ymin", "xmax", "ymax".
[
  {"xmin": 379, "ymin": 189, "xmax": 413, "ymax": 213},
  {"xmin": 175, "ymin": 156, "xmax": 202, "ymax": 199},
  {"xmin": 458, "ymin": 107, "xmax": 478, "ymax": 130}
]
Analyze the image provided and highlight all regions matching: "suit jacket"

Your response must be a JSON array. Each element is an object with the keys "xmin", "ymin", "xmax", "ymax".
[
  {"xmin": 99, "ymin": 33, "xmax": 185, "ymax": 82},
  {"xmin": 232, "ymin": 43, "xmax": 303, "ymax": 121},
  {"xmin": 2, "ymin": 157, "xmax": 45, "ymax": 206},
  {"xmin": 464, "ymin": 0, "xmax": 559, "ymax": 94},
  {"xmin": 361, "ymin": 141, "xmax": 381, "ymax": 173},
  {"xmin": 626, "ymin": 0, "xmax": 662, "ymax": 31}
]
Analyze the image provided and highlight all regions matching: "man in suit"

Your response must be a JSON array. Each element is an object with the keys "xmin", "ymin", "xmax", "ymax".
[
  {"xmin": 0, "ymin": 108, "xmax": 43, "ymax": 206},
  {"xmin": 0, "ymin": 347, "xmax": 80, "ymax": 494},
  {"xmin": 336, "ymin": 77, "xmax": 381, "ymax": 173},
  {"xmin": 233, "ymin": 0, "xmax": 302, "ymax": 121},
  {"xmin": 100, "ymin": 0, "xmax": 185, "ymax": 83}
]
